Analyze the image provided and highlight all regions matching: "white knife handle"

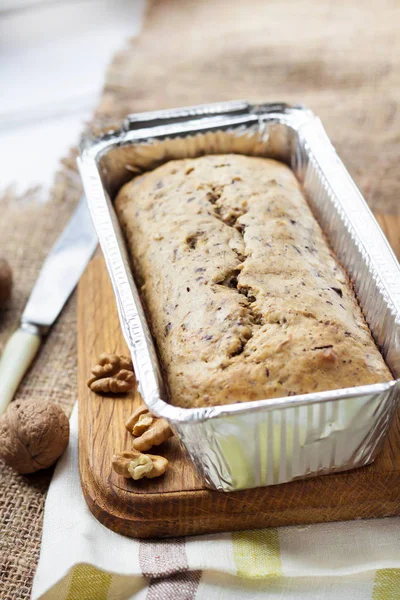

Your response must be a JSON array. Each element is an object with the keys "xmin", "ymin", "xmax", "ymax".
[{"xmin": 0, "ymin": 325, "xmax": 42, "ymax": 415}]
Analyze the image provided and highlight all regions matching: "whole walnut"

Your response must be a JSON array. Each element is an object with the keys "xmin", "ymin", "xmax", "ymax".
[
  {"xmin": 0, "ymin": 399, "xmax": 69, "ymax": 474},
  {"xmin": 0, "ymin": 258, "xmax": 12, "ymax": 304}
]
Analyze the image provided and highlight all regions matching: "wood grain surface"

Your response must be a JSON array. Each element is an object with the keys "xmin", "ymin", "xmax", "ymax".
[{"xmin": 78, "ymin": 213, "xmax": 400, "ymax": 539}]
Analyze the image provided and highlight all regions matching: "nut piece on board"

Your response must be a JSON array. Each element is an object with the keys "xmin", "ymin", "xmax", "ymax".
[
  {"xmin": 133, "ymin": 413, "xmax": 154, "ymax": 436},
  {"xmin": 0, "ymin": 258, "xmax": 12, "ymax": 304},
  {"xmin": 0, "ymin": 399, "xmax": 69, "ymax": 474},
  {"xmin": 112, "ymin": 450, "xmax": 168, "ymax": 480},
  {"xmin": 125, "ymin": 405, "xmax": 150, "ymax": 433},
  {"xmin": 125, "ymin": 405, "xmax": 173, "ymax": 451},
  {"xmin": 132, "ymin": 418, "xmax": 173, "ymax": 452},
  {"xmin": 87, "ymin": 353, "xmax": 135, "ymax": 393},
  {"xmin": 128, "ymin": 453, "xmax": 154, "ymax": 480}
]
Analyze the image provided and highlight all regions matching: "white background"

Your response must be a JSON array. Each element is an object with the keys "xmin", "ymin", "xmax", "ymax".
[{"xmin": 0, "ymin": 0, "xmax": 146, "ymax": 194}]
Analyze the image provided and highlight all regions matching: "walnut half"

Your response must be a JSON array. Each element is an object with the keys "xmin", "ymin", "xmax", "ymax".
[
  {"xmin": 112, "ymin": 450, "xmax": 168, "ymax": 480},
  {"xmin": 125, "ymin": 405, "xmax": 173, "ymax": 451},
  {"xmin": 87, "ymin": 353, "xmax": 135, "ymax": 394}
]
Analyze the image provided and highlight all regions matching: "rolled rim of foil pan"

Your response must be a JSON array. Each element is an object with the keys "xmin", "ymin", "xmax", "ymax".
[{"xmin": 148, "ymin": 381, "xmax": 399, "ymax": 424}]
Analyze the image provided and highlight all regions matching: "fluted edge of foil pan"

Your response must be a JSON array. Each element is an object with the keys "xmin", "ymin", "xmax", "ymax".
[{"xmin": 78, "ymin": 101, "xmax": 400, "ymax": 491}]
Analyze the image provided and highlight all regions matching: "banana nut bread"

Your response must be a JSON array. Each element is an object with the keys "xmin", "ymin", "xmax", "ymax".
[{"xmin": 115, "ymin": 154, "xmax": 392, "ymax": 408}]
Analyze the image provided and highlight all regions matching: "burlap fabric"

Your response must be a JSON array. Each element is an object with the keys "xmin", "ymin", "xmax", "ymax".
[{"xmin": 1, "ymin": 0, "xmax": 399, "ymax": 597}]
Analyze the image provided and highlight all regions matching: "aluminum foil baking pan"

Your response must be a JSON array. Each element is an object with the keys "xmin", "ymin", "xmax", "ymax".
[{"xmin": 78, "ymin": 101, "xmax": 400, "ymax": 491}]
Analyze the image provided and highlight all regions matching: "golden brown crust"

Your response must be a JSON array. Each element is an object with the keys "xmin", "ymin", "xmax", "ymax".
[{"xmin": 115, "ymin": 154, "xmax": 392, "ymax": 408}]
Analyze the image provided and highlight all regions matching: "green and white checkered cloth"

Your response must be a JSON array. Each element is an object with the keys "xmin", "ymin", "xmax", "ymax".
[{"xmin": 32, "ymin": 406, "xmax": 400, "ymax": 600}]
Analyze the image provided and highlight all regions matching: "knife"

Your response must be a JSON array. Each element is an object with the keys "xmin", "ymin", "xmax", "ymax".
[{"xmin": 0, "ymin": 196, "xmax": 97, "ymax": 415}]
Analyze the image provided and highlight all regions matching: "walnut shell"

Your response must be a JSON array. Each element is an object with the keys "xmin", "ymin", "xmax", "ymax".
[
  {"xmin": 0, "ymin": 258, "xmax": 12, "ymax": 304},
  {"xmin": 0, "ymin": 399, "xmax": 69, "ymax": 474}
]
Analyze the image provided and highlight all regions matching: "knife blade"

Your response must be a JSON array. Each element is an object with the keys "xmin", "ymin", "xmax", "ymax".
[{"xmin": 0, "ymin": 196, "xmax": 97, "ymax": 415}]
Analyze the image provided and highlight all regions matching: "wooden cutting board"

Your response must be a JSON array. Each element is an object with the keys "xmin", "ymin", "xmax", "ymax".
[{"xmin": 78, "ymin": 213, "xmax": 400, "ymax": 539}]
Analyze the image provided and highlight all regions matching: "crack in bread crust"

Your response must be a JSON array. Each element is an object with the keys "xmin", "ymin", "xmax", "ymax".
[{"xmin": 205, "ymin": 190, "xmax": 263, "ymax": 358}]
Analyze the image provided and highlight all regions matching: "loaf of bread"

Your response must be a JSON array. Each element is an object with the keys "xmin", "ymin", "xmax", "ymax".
[{"xmin": 115, "ymin": 154, "xmax": 392, "ymax": 408}]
